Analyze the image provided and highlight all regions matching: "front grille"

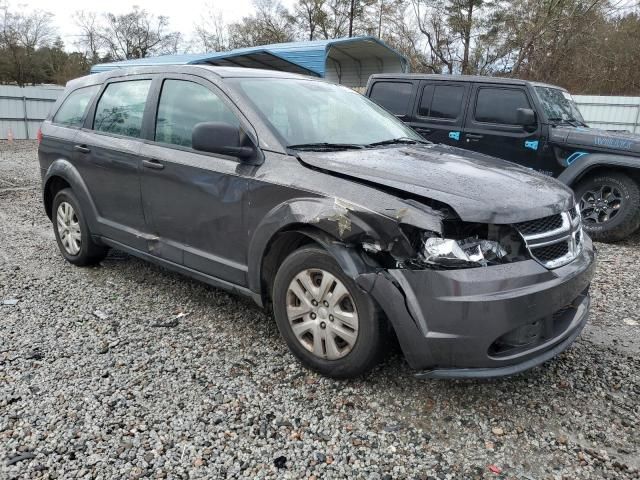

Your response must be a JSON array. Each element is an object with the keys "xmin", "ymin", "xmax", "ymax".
[
  {"xmin": 531, "ymin": 242, "xmax": 569, "ymax": 262},
  {"xmin": 515, "ymin": 207, "xmax": 583, "ymax": 269},
  {"xmin": 515, "ymin": 214, "xmax": 563, "ymax": 235}
]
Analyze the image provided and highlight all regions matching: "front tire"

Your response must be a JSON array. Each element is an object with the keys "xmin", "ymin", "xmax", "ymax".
[
  {"xmin": 272, "ymin": 246, "xmax": 385, "ymax": 378},
  {"xmin": 575, "ymin": 172, "xmax": 640, "ymax": 243},
  {"xmin": 52, "ymin": 188, "xmax": 108, "ymax": 265}
]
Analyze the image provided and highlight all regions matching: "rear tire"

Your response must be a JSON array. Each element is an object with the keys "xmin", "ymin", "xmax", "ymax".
[
  {"xmin": 272, "ymin": 246, "xmax": 385, "ymax": 378},
  {"xmin": 575, "ymin": 172, "xmax": 640, "ymax": 243},
  {"xmin": 52, "ymin": 188, "xmax": 108, "ymax": 266}
]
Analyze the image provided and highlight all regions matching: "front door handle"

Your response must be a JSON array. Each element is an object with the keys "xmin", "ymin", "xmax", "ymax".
[
  {"xmin": 415, "ymin": 128, "xmax": 432, "ymax": 135},
  {"xmin": 74, "ymin": 144, "xmax": 91, "ymax": 154},
  {"xmin": 142, "ymin": 159, "xmax": 164, "ymax": 170},
  {"xmin": 465, "ymin": 134, "xmax": 484, "ymax": 142}
]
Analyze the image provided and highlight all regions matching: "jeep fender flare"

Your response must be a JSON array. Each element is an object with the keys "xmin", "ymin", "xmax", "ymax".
[
  {"xmin": 557, "ymin": 153, "xmax": 640, "ymax": 186},
  {"xmin": 43, "ymin": 159, "xmax": 100, "ymax": 231}
]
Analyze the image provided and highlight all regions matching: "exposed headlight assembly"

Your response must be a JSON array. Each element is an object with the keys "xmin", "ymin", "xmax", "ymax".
[{"xmin": 421, "ymin": 236, "xmax": 507, "ymax": 268}]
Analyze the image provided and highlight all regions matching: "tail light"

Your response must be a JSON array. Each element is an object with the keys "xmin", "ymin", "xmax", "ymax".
[{"xmin": 37, "ymin": 127, "xmax": 43, "ymax": 143}]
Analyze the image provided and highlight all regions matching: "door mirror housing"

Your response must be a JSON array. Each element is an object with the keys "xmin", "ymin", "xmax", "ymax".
[
  {"xmin": 516, "ymin": 108, "xmax": 537, "ymax": 127},
  {"xmin": 192, "ymin": 122, "xmax": 258, "ymax": 162}
]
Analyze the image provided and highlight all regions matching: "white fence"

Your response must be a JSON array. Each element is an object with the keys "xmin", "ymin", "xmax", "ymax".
[
  {"xmin": 574, "ymin": 95, "xmax": 640, "ymax": 133},
  {"xmin": 0, "ymin": 85, "xmax": 64, "ymax": 140}
]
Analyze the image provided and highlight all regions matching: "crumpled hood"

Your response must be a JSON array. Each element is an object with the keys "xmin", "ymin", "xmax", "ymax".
[
  {"xmin": 298, "ymin": 144, "xmax": 574, "ymax": 224},
  {"xmin": 551, "ymin": 125, "xmax": 640, "ymax": 156}
]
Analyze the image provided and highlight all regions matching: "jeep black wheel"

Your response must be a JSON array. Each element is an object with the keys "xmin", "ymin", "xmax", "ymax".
[
  {"xmin": 272, "ymin": 246, "xmax": 386, "ymax": 378},
  {"xmin": 52, "ymin": 188, "xmax": 108, "ymax": 265},
  {"xmin": 575, "ymin": 172, "xmax": 640, "ymax": 243}
]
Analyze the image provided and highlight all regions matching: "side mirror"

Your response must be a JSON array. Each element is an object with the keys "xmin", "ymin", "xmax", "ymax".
[
  {"xmin": 516, "ymin": 108, "xmax": 537, "ymax": 127},
  {"xmin": 192, "ymin": 122, "xmax": 256, "ymax": 160}
]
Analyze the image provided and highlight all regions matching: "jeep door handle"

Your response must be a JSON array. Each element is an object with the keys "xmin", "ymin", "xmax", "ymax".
[
  {"xmin": 142, "ymin": 159, "xmax": 165, "ymax": 170},
  {"xmin": 465, "ymin": 134, "xmax": 484, "ymax": 142},
  {"xmin": 74, "ymin": 144, "xmax": 91, "ymax": 154}
]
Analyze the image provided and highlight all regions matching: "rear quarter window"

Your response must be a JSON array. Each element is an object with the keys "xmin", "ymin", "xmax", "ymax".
[
  {"xmin": 369, "ymin": 81, "xmax": 413, "ymax": 116},
  {"xmin": 52, "ymin": 85, "xmax": 100, "ymax": 127}
]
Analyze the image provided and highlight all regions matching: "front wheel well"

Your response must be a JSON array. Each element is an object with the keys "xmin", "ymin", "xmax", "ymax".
[
  {"xmin": 571, "ymin": 165, "xmax": 640, "ymax": 188},
  {"xmin": 44, "ymin": 176, "xmax": 71, "ymax": 219},
  {"xmin": 260, "ymin": 229, "xmax": 320, "ymax": 305}
]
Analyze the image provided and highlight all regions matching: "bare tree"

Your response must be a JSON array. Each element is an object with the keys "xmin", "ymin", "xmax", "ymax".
[
  {"xmin": 74, "ymin": 7, "xmax": 182, "ymax": 61},
  {"xmin": 228, "ymin": 0, "xmax": 295, "ymax": 48},
  {"xmin": 194, "ymin": 2, "xmax": 229, "ymax": 51}
]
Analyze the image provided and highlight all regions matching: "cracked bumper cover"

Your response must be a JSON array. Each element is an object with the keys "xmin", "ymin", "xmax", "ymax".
[{"xmin": 356, "ymin": 236, "xmax": 596, "ymax": 378}]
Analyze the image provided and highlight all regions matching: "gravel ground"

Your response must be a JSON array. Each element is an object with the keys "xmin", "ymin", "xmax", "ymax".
[{"xmin": 1, "ymin": 140, "xmax": 638, "ymax": 480}]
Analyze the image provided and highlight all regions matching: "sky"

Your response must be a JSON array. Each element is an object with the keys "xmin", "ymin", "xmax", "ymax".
[{"xmin": 9, "ymin": 0, "xmax": 297, "ymax": 50}]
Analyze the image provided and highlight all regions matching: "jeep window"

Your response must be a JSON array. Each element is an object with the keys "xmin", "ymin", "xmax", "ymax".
[
  {"xmin": 475, "ymin": 87, "xmax": 531, "ymax": 125},
  {"xmin": 155, "ymin": 80, "xmax": 239, "ymax": 148},
  {"xmin": 534, "ymin": 86, "xmax": 586, "ymax": 125},
  {"xmin": 94, "ymin": 80, "xmax": 152, "ymax": 138},
  {"xmin": 368, "ymin": 81, "xmax": 413, "ymax": 116},
  {"xmin": 419, "ymin": 84, "xmax": 464, "ymax": 120},
  {"xmin": 53, "ymin": 85, "xmax": 100, "ymax": 127},
  {"xmin": 233, "ymin": 78, "xmax": 420, "ymax": 147}
]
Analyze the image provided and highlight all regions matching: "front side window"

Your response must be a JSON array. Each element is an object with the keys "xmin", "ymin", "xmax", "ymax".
[
  {"xmin": 155, "ymin": 80, "xmax": 239, "ymax": 148},
  {"xmin": 419, "ymin": 84, "xmax": 464, "ymax": 120},
  {"xmin": 94, "ymin": 80, "xmax": 151, "ymax": 138},
  {"xmin": 53, "ymin": 85, "xmax": 100, "ymax": 127},
  {"xmin": 475, "ymin": 87, "xmax": 531, "ymax": 125},
  {"xmin": 233, "ymin": 78, "xmax": 420, "ymax": 146},
  {"xmin": 368, "ymin": 81, "xmax": 413, "ymax": 116}
]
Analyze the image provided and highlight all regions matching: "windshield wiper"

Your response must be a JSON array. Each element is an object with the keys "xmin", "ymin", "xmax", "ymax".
[
  {"xmin": 548, "ymin": 117, "xmax": 586, "ymax": 128},
  {"xmin": 287, "ymin": 142, "xmax": 364, "ymax": 151},
  {"xmin": 365, "ymin": 137, "xmax": 430, "ymax": 148}
]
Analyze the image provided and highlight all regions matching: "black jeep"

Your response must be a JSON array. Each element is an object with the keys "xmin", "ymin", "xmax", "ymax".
[{"xmin": 366, "ymin": 74, "xmax": 640, "ymax": 242}]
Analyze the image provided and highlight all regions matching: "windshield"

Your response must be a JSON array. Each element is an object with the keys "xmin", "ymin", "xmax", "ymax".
[
  {"xmin": 231, "ymin": 78, "xmax": 422, "ymax": 148},
  {"xmin": 534, "ymin": 86, "xmax": 586, "ymax": 125}
]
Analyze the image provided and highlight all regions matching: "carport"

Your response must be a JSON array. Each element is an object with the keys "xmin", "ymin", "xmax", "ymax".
[{"xmin": 90, "ymin": 37, "xmax": 409, "ymax": 89}]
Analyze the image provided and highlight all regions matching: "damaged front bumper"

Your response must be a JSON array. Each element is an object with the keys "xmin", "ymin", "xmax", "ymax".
[{"xmin": 356, "ymin": 235, "xmax": 596, "ymax": 378}]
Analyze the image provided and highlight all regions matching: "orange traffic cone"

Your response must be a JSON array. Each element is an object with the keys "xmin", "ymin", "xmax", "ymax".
[{"xmin": 7, "ymin": 128, "xmax": 14, "ymax": 145}]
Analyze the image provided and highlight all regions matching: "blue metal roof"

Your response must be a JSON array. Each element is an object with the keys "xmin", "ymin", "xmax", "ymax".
[{"xmin": 90, "ymin": 36, "xmax": 408, "ymax": 76}]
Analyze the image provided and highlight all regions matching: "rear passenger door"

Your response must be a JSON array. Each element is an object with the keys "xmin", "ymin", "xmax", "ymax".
[
  {"xmin": 406, "ymin": 81, "xmax": 469, "ymax": 146},
  {"xmin": 138, "ymin": 74, "xmax": 251, "ymax": 286},
  {"xmin": 76, "ymin": 77, "xmax": 153, "ymax": 250},
  {"xmin": 463, "ymin": 84, "xmax": 542, "ymax": 168}
]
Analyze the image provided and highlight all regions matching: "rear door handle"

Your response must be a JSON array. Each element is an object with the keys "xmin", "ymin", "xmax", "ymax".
[
  {"xmin": 142, "ymin": 159, "xmax": 164, "ymax": 170},
  {"xmin": 74, "ymin": 145, "xmax": 91, "ymax": 154}
]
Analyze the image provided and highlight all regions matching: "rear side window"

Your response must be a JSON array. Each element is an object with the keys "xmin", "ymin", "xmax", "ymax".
[
  {"xmin": 369, "ymin": 81, "xmax": 413, "ymax": 116},
  {"xmin": 155, "ymin": 79, "xmax": 239, "ymax": 148},
  {"xmin": 475, "ymin": 87, "xmax": 531, "ymax": 125},
  {"xmin": 53, "ymin": 85, "xmax": 100, "ymax": 127},
  {"xmin": 94, "ymin": 80, "xmax": 152, "ymax": 138},
  {"xmin": 419, "ymin": 84, "xmax": 464, "ymax": 119}
]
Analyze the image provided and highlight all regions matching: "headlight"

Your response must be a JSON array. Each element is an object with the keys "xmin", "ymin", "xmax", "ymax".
[{"xmin": 421, "ymin": 236, "xmax": 507, "ymax": 268}]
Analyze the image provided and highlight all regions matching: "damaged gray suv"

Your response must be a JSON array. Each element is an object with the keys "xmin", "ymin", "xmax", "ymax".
[{"xmin": 39, "ymin": 66, "xmax": 596, "ymax": 379}]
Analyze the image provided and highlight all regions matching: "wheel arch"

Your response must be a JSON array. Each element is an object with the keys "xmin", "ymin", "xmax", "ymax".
[
  {"xmin": 43, "ymin": 159, "xmax": 100, "ymax": 231},
  {"xmin": 558, "ymin": 153, "xmax": 640, "ymax": 187}
]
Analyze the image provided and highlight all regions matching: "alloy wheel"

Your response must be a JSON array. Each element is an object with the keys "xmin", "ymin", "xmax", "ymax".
[
  {"xmin": 56, "ymin": 201, "xmax": 81, "ymax": 255},
  {"xmin": 579, "ymin": 184, "xmax": 623, "ymax": 224},
  {"xmin": 286, "ymin": 268, "xmax": 359, "ymax": 360}
]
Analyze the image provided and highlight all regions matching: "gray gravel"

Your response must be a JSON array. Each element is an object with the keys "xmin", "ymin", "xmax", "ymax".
[{"xmin": 1, "ymin": 140, "xmax": 639, "ymax": 479}]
